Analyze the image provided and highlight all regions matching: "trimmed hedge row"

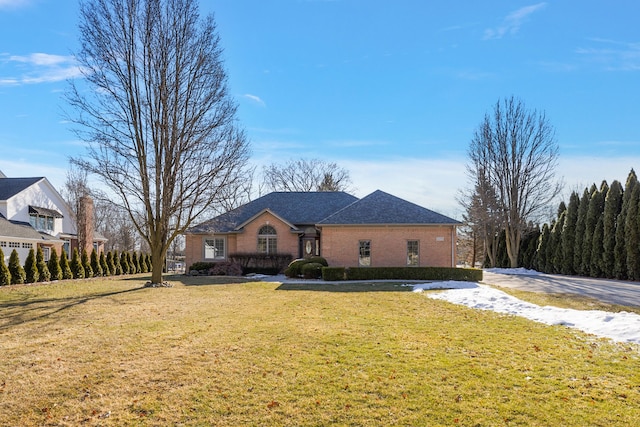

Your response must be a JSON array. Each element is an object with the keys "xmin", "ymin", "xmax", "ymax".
[{"xmin": 321, "ymin": 266, "xmax": 482, "ymax": 282}]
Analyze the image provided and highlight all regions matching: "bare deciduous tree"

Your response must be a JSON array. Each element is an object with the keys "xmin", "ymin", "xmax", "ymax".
[
  {"xmin": 466, "ymin": 96, "xmax": 561, "ymax": 268},
  {"xmin": 262, "ymin": 158, "xmax": 353, "ymax": 193},
  {"xmin": 67, "ymin": 0, "xmax": 250, "ymax": 285}
]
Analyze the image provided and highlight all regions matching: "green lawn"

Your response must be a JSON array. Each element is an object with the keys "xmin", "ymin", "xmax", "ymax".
[{"xmin": 0, "ymin": 275, "xmax": 638, "ymax": 426}]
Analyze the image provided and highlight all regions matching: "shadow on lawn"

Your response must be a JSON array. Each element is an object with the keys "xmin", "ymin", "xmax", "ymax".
[
  {"xmin": 0, "ymin": 286, "xmax": 145, "ymax": 330},
  {"xmin": 275, "ymin": 282, "xmax": 415, "ymax": 292}
]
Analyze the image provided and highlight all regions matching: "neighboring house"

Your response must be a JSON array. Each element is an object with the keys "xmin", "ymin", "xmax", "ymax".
[
  {"xmin": 0, "ymin": 170, "xmax": 106, "ymax": 264},
  {"xmin": 184, "ymin": 190, "xmax": 460, "ymax": 271}
]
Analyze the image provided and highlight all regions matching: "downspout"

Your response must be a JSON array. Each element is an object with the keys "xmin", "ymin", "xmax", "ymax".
[{"xmin": 451, "ymin": 226, "xmax": 456, "ymax": 268}]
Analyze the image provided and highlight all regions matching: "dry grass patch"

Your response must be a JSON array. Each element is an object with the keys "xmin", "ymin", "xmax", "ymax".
[{"xmin": 0, "ymin": 276, "xmax": 639, "ymax": 426}]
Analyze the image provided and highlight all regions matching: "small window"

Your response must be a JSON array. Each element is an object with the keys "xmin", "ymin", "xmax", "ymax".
[
  {"xmin": 9, "ymin": 242, "xmax": 20, "ymax": 248},
  {"xmin": 42, "ymin": 247, "xmax": 51, "ymax": 262},
  {"xmin": 258, "ymin": 225, "xmax": 277, "ymax": 254},
  {"xmin": 204, "ymin": 238, "xmax": 225, "ymax": 259},
  {"xmin": 62, "ymin": 241, "xmax": 70, "ymax": 257},
  {"xmin": 407, "ymin": 240, "xmax": 419, "ymax": 266},
  {"xmin": 358, "ymin": 240, "xmax": 371, "ymax": 267}
]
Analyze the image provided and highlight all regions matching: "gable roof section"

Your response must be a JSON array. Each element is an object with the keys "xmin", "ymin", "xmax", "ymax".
[
  {"xmin": 188, "ymin": 192, "xmax": 359, "ymax": 233},
  {"xmin": 0, "ymin": 177, "xmax": 43, "ymax": 200},
  {"xmin": 0, "ymin": 217, "xmax": 45, "ymax": 240},
  {"xmin": 318, "ymin": 190, "xmax": 461, "ymax": 225}
]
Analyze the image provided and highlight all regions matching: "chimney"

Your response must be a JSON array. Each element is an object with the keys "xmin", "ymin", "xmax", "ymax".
[{"xmin": 77, "ymin": 195, "xmax": 95, "ymax": 255}]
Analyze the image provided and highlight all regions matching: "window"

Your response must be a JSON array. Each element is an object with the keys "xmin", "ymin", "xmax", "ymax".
[
  {"xmin": 62, "ymin": 241, "xmax": 70, "ymax": 257},
  {"xmin": 0, "ymin": 241, "xmax": 6, "ymax": 247},
  {"xmin": 358, "ymin": 240, "xmax": 371, "ymax": 267},
  {"xmin": 42, "ymin": 247, "xmax": 50, "ymax": 262},
  {"xmin": 407, "ymin": 240, "xmax": 419, "ymax": 266},
  {"xmin": 204, "ymin": 238, "xmax": 225, "ymax": 259},
  {"xmin": 22, "ymin": 243, "xmax": 33, "ymax": 249},
  {"xmin": 9, "ymin": 242, "xmax": 20, "ymax": 248},
  {"xmin": 257, "ymin": 225, "xmax": 277, "ymax": 254},
  {"xmin": 29, "ymin": 213, "xmax": 55, "ymax": 232}
]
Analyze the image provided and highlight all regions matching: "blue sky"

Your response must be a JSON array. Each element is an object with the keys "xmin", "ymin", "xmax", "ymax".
[{"xmin": 1, "ymin": 0, "xmax": 639, "ymax": 218}]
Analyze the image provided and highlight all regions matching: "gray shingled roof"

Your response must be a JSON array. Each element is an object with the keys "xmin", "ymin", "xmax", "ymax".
[
  {"xmin": 0, "ymin": 217, "xmax": 44, "ymax": 240},
  {"xmin": 188, "ymin": 192, "xmax": 359, "ymax": 233},
  {"xmin": 0, "ymin": 177, "xmax": 43, "ymax": 200},
  {"xmin": 318, "ymin": 190, "xmax": 461, "ymax": 225}
]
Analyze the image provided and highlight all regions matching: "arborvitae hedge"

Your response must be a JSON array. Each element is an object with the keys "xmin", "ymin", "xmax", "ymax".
[
  {"xmin": 70, "ymin": 248, "xmax": 85, "ymax": 279},
  {"xmin": 36, "ymin": 246, "xmax": 50, "ymax": 282},
  {"xmin": 625, "ymin": 185, "xmax": 640, "ymax": 280},
  {"xmin": 602, "ymin": 180, "xmax": 623, "ymax": 278},
  {"xmin": 48, "ymin": 248, "xmax": 62, "ymax": 281},
  {"xmin": 107, "ymin": 251, "xmax": 117, "ymax": 275},
  {"xmin": 120, "ymin": 251, "xmax": 129, "ymax": 275},
  {"xmin": 24, "ymin": 248, "xmax": 38, "ymax": 284},
  {"xmin": 81, "ymin": 249, "xmax": 93, "ymax": 278},
  {"xmin": 60, "ymin": 249, "xmax": 73, "ymax": 280},
  {"xmin": 91, "ymin": 249, "xmax": 103, "ymax": 277},
  {"xmin": 100, "ymin": 251, "xmax": 110, "ymax": 276},
  {"xmin": 8, "ymin": 249, "xmax": 26, "ymax": 284},
  {"xmin": 0, "ymin": 248, "xmax": 11, "ymax": 286}
]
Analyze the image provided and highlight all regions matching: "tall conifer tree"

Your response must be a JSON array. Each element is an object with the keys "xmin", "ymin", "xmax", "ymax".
[
  {"xmin": 602, "ymin": 180, "xmax": 623, "ymax": 278},
  {"xmin": 614, "ymin": 170, "xmax": 638, "ymax": 279},
  {"xmin": 573, "ymin": 187, "xmax": 591, "ymax": 274},
  {"xmin": 0, "ymin": 248, "xmax": 11, "ymax": 286},
  {"xmin": 561, "ymin": 191, "xmax": 580, "ymax": 275},
  {"xmin": 625, "ymin": 185, "xmax": 640, "ymax": 280}
]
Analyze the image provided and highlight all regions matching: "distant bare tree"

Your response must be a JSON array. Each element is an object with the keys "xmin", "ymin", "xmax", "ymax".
[
  {"xmin": 466, "ymin": 96, "xmax": 561, "ymax": 268},
  {"xmin": 262, "ymin": 158, "xmax": 353, "ymax": 192},
  {"xmin": 67, "ymin": 0, "xmax": 250, "ymax": 285}
]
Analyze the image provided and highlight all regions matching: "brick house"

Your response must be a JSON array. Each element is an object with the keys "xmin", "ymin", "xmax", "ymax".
[
  {"xmin": 0, "ymin": 171, "xmax": 106, "ymax": 264},
  {"xmin": 184, "ymin": 190, "xmax": 460, "ymax": 271}
]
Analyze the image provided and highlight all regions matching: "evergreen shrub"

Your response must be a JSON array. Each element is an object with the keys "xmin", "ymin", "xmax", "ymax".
[
  {"xmin": 0, "ymin": 248, "xmax": 11, "ymax": 286},
  {"xmin": 48, "ymin": 248, "xmax": 62, "ymax": 281},
  {"xmin": 24, "ymin": 248, "xmax": 38, "ymax": 283},
  {"xmin": 8, "ymin": 249, "xmax": 26, "ymax": 284},
  {"xmin": 36, "ymin": 247, "xmax": 50, "ymax": 282}
]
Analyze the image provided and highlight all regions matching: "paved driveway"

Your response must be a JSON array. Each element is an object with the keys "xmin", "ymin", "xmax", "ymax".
[{"xmin": 482, "ymin": 271, "xmax": 640, "ymax": 308}]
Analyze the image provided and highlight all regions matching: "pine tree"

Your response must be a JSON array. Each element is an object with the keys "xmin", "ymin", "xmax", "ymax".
[
  {"xmin": 583, "ymin": 182, "xmax": 606, "ymax": 276},
  {"xmin": 100, "ymin": 251, "xmax": 110, "ymax": 276},
  {"xmin": 91, "ymin": 249, "xmax": 103, "ymax": 277},
  {"xmin": 0, "ymin": 248, "xmax": 11, "ymax": 286},
  {"xmin": 139, "ymin": 252, "xmax": 148, "ymax": 273},
  {"xmin": 590, "ymin": 217, "xmax": 605, "ymax": 277},
  {"xmin": 536, "ymin": 223, "xmax": 551, "ymax": 272},
  {"xmin": 120, "ymin": 251, "xmax": 130, "ymax": 274},
  {"xmin": 126, "ymin": 252, "xmax": 135, "ymax": 274},
  {"xmin": 573, "ymin": 187, "xmax": 590, "ymax": 274},
  {"xmin": 59, "ymin": 249, "xmax": 73, "ymax": 280},
  {"xmin": 614, "ymin": 170, "xmax": 638, "ymax": 279},
  {"xmin": 579, "ymin": 184, "xmax": 600, "ymax": 275},
  {"xmin": 131, "ymin": 252, "xmax": 141, "ymax": 274},
  {"xmin": 551, "ymin": 212, "xmax": 566, "ymax": 273},
  {"xmin": 113, "ymin": 251, "xmax": 123, "ymax": 275},
  {"xmin": 602, "ymin": 180, "xmax": 623, "ymax": 278},
  {"xmin": 8, "ymin": 249, "xmax": 26, "ymax": 284},
  {"xmin": 48, "ymin": 248, "xmax": 62, "ymax": 281},
  {"xmin": 24, "ymin": 248, "xmax": 38, "ymax": 284},
  {"xmin": 625, "ymin": 185, "xmax": 640, "ymax": 280},
  {"xmin": 106, "ymin": 251, "xmax": 116, "ymax": 275},
  {"xmin": 81, "ymin": 248, "xmax": 93, "ymax": 278},
  {"xmin": 36, "ymin": 246, "xmax": 50, "ymax": 282},
  {"xmin": 70, "ymin": 248, "xmax": 85, "ymax": 279},
  {"xmin": 561, "ymin": 191, "xmax": 580, "ymax": 275}
]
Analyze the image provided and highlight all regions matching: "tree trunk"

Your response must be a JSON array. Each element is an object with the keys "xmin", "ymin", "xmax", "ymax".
[{"xmin": 505, "ymin": 226, "xmax": 520, "ymax": 268}]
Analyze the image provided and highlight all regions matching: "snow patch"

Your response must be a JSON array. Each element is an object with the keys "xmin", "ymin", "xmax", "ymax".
[{"xmin": 414, "ymin": 282, "xmax": 640, "ymax": 344}]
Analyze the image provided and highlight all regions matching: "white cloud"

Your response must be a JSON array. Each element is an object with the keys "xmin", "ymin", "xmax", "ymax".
[
  {"xmin": 242, "ymin": 93, "xmax": 266, "ymax": 107},
  {"xmin": 0, "ymin": 0, "xmax": 30, "ymax": 9},
  {"xmin": 0, "ymin": 52, "xmax": 83, "ymax": 86},
  {"xmin": 484, "ymin": 2, "xmax": 547, "ymax": 40}
]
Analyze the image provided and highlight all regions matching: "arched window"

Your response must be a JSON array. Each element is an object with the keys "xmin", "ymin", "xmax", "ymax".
[{"xmin": 258, "ymin": 225, "xmax": 277, "ymax": 254}]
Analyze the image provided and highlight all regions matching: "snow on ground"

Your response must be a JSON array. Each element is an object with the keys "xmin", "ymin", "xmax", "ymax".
[{"xmin": 413, "ymin": 281, "xmax": 640, "ymax": 345}]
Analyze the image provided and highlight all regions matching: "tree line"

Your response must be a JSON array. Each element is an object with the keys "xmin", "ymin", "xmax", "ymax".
[
  {"xmin": 485, "ymin": 169, "xmax": 640, "ymax": 280},
  {"xmin": 0, "ymin": 246, "xmax": 152, "ymax": 286}
]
